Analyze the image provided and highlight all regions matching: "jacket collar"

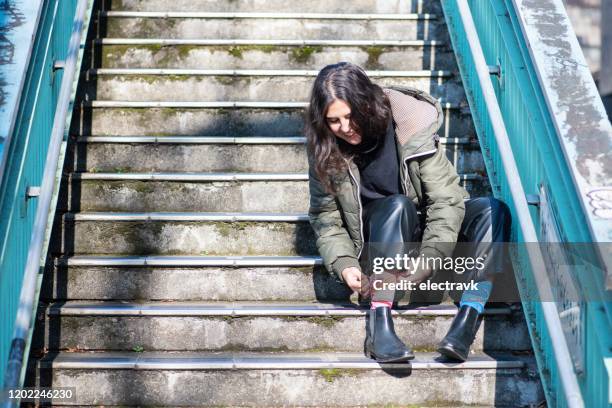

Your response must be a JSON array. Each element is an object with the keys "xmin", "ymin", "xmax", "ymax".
[{"xmin": 385, "ymin": 85, "xmax": 444, "ymax": 159}]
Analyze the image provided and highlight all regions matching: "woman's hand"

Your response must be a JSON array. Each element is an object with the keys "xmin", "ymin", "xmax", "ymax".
[{"xmin": 341, "ymin": 267, "xmax": 365, "ymax": 292}]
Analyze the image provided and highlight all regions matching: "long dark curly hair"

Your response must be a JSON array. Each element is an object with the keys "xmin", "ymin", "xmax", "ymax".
[{"xmin": 305, "ymin": 62, "xmax": 391, "ymax": 195}]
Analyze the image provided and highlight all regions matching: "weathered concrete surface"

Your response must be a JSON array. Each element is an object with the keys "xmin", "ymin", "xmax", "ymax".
[
  {"xmin": 92, "ymin": 74, "xmax": 466, "ymax": 103},
  {"xmin": 63, "ymin": 180, "xmax": 310, "ymax": 212},
  {"xmin": 75, "ymin": 106, "xmax": 475, "ymax": 139},
  {"xmin": 105, "ymin": 17, "xmax": 445, "ymax": 41},
  {"xmin": 109, "ymin": 0, "xmax": 442, "ymax": 14},
  {"xmin": 75, "ymin": 142, "xmax": 309, "ymax": 172},
  {"xmin": 98, "ymin": 43, "xmax": 457, "ymax": 71},
  {"xmin": 43, "ymin": 265, "xmax": 353, "ymax": 301},
  {"xmin": 31, "ymin": 353, "xmax": 543, "ymax": 407},
  {"xmin": 60, "ymin": 178, "xmax": 488, "ymax": 213},
  {"xmin": 74, "ymin": 141, "xmax": 483, "ymax": 173},
  {"xmin": 39, "ymin": 308, "xmax": 531, "ymax": 352},
  {"xmin": 515, "ymin": 0, "xmax": 612, "ymax": 247},
  {"xmin": 59, "ymin": 219, "xmax": 318, "ymax": 256}
]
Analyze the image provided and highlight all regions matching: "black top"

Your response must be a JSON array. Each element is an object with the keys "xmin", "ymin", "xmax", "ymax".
[{"xmin": 355, "ymin": 118, "xmax": 403, "ymax": 206}]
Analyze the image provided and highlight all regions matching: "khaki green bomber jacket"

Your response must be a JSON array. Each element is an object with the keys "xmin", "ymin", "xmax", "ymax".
[{"xmin": 307, "ymin": 86, "xmax": 470, "ymax": 281}]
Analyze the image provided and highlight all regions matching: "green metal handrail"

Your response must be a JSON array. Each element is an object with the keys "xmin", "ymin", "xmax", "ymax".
[
  {"xmin": 0, "ymin": 0, "xmax": 93, "ymax": 401},
  {"xmin": 441, "ymin": 0, "xmax": 612, "ymax": 407}
]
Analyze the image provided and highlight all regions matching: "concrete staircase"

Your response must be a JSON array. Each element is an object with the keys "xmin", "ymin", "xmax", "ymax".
[{"xmin": 26, "ymin": 0, "xmax": 544, "ymax": 406}]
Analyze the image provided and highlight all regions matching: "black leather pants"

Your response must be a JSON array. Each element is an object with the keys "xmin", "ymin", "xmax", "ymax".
[{"xmin": 361, "ymin": 194, "xmax": 512, "ymax": 302}]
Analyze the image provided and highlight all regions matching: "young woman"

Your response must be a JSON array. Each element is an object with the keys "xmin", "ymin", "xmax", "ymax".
[{"xmin": 305, "ymin": 62, "xmax": 511, "ymax": 363}]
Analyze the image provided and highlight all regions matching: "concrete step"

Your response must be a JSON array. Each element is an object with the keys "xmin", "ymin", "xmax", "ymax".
[
  {"xmin": 102, "ymin": 13, "xmax": 446, "ymax": 42},
  {"xmin": 45, "ymin": 255, "xmax": 357, "ymax": 302},
  {"xmin": 71, "ymin": 101, "xmax": 474, "ymax": 139},
  {"xmin": 72, "ymin": 136, "xmax": 484, "ymax": 174},
  {"xmin": 60, "ymin": 174, "xmax": 490, "ymax": 212},
  {"xmin": 97, "ymin": 40, "xmax": 456, "ymax": 71},
  {"xmin": 88, "ymin": 69, "xmax": 465, "ymax": 103},
  {"xmin": 29, "ymin": 351, "xmax": 543, "ymax": 406},
  {"xmin": 55, "ymin": 212, "xmax": 317, "ymax": 256},
  {"xmin": 36, "ymin": 301, "xmax": 531, "ymax": 353},
  {"xmin": 107, "ymin": 0, "xmax": 442, "ymax": 14},
  {"xmin": 46, "ymin": 254, "xmax": 520, "ymax": 304},
  {"xmin": 62, "ymin": 174, "xmax": 310, "ymax": 212}
]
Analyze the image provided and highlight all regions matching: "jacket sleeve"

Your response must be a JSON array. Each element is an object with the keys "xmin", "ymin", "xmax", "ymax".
[
  {"xmin": 307, "ymin": 154, "xmax": 360, "ymax": 281},
  {"xmin": 417, "ymin": 140, "xmax": 468, "ymax": 260}
]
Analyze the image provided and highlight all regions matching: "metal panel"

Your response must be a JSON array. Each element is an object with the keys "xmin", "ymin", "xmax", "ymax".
[
  {"xmin": 0, "ymin": 0, "xmax": 93, "ymax": 391},
  {"xmin": 441, "ymin": 0, "xmax": 610, "ymax": 406}
]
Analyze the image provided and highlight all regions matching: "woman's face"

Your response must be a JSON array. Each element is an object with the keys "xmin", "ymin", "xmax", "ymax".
[{"xmin": 325, "ymin": 99, "xmax": 362, "ymax": 145}]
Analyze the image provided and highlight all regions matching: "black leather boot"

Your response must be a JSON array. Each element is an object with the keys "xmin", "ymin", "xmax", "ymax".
[
  {"xmin": 365, "ymin": 307, "xmax": 415, "ymax": 363},
  {"xmin": 437, "ymin": 305, "xmax": 481, "ymax": 362}
]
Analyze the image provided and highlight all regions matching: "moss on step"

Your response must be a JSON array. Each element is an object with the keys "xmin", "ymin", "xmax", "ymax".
[
  {"xmin": 107, "ymin": 17, "xmax": 178, "ymax": 38},
  {"xmin": 212, "ymin": 75, "xmax": 237, "ymax": 86},
  {"xmin": 305, "ymin": 315, "xmax": 345, "ymax": 328},
  {"xmin": 274, "ymin": 315, "xmax": 346, "ymax": 328},
  {"xmin": 215, "ymin": 222, "xmax": 233, "ymax": 238},
  {"xmin": 83, "ymin": 180, "xmax": 153, "ymax": 194},
  {"xmin": 227, "ymin": 45, "xmax": 281, "ymax": 59},
  {"xmin": 290, "ymin": 46, "xmax": 322, "ymax": 63},
  {"xmin": 228, "ymin": 46, "xmax": 243, "ymax": 59},
  {"xmin": 111, "ymin": 74, "xmax": 199, "ymax": 85},
  {"xmin": 214, "ymin": 221, "xmax": 275, "ymax": 238},
  {"xmin": 127, "ymin": 181, "xmax": 155, "ymax": 194},
  {"xmin": 294, "ymin": 266, "xmax": 316, "ymax": 275},
  {"xmin": 361, "ymin": 46, "xmax": 386, "ymax": 69},
  {"xmin": 318, "ymin": 368, "xmax": 361, "ymax": 383},
  {"xmin": 101, "ymin": 44, "xmax": 201, "ymax": 67}
]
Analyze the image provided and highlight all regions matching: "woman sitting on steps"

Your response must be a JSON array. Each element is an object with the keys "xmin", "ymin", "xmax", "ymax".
[{"xmin": 305, "ymin": 62, "xmax": 512, "ymax": 363}]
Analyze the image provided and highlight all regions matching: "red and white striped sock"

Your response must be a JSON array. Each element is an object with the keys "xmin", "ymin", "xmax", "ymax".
[{"xmin": 370, "ymin": 300, "xmax": 392, "ymax": 310}]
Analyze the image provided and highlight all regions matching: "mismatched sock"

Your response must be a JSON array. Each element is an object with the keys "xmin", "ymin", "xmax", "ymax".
[
  {"xmin": 370, "ymin": 300, "xmax": 393, "ymax": 310},
  {"xmin": 459, "ymin": 280, "xmax": 493, "ymax": 314}
]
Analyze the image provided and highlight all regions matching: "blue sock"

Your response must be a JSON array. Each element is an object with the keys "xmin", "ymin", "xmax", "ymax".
[{"xmin": 459, "ymin": 280, "xmax": 493, "ymax": 314}]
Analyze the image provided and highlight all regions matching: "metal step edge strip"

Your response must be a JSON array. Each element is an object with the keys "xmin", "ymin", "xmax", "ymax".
[
  {"xmin": 90, "ymin": 68, "xmax": 453, "ymax": 77},
  {"xmin": 63, "ymin": 212, "xmax": 310, "ymax": 222},
  {"xmin": 86, "ymin": 100, "xmax": 461, "ymax": 109},
  {"xmin": 47, "ymin": 302, "xmax": 511, "ymax": 317},
  {"xmin": 63, "ymin": 209, "xmax": 446, "ymax": 222},
  {"xmin": 102, "ymin": 11, "xmax": 437, "ymax": 20},
  {"xmin": 77, "ymin": 136, "xmax": 308, "ymax": 144},
  {"xmin": 98, "ymin": 38, "xmax": 444, "ymax": 46},
  {"xmin": 38, "ymin": 352, "xmax": 526, "ymax": 370},
  {"xmin": 75, "ymin": 136, "xmax": 475, "ymax": 145},
  {"xmin": 72, "ymin": 172, "xmax": 483, "ymax": 181},
  {"xmin": 72, "ymin": 172, "xmax": 310, "ymax": 181},
  {"xmin": 61, "ymin": 255, "xmax": 323, "ymax": 267}
]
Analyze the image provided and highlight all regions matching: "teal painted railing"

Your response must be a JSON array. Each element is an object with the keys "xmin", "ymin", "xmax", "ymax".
[
  {"xmin": 0, "ymin": 0, "xmax": 92, "ymax": 393},
  {"xmin": 442, "ymin": 0, "xmax": 612, "ymax": 407}
]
